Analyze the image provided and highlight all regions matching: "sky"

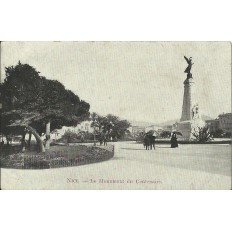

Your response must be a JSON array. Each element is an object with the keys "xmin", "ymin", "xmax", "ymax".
[{"xmin": 1, "ymin": 42, "xmax": 231, "ymax": 124}]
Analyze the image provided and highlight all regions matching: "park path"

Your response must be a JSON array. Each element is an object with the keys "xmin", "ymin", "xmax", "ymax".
[{"xmin": 1, "ymin": 142, "xmax": 231, "ymax": 189}]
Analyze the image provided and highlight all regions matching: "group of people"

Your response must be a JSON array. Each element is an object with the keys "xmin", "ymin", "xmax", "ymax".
[
  {"xmin": 99, "ymin": 133, "xmax": 108, "ymax": 146},
  {"xmin": 143, "ymin": 132, "xmax": 179, "ymax": 150},
  {"xmin": 143, "ymin": 134, "xmax": 156, "ymax": 150}
]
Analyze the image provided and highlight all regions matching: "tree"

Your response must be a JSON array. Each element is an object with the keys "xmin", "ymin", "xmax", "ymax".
[
  {"xmin": 210, "ymin": 129, "xmax": 224, "ymax": 138},
  {"xmin": 60, "ymin": 131, "xmax": 78, "ymax": 143},
  {"xmin": 0, "ymin": 61, "xmax": 90, "ymax": 152},
  {"xmin": 90, "ymin": 112, "xmax": 107, "ymax": 133},
  {"xmin": 90, "ymin": 113, "xmax": 131, "ymax": 139},
  {"xmin": 160, "ymin": 130, "xmax": 171, "ymax": 138}
]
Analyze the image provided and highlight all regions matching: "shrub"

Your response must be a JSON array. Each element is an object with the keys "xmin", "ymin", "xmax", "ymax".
[
  {"xmin": 59, "ymin": 131, "xmax": 79, "ymax": 143},
  {"xmin": 192, "ymin": 126, "xmax": 212, "ymax": 143},
  {"xmin": 210, "ymin": 129, "xmax": 224, "ymax": 138}
]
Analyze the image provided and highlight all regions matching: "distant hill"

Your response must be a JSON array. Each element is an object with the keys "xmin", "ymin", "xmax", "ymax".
[
  {"xmin": 158, "ymin": 119, "xmax": 180, "ymax": 127},
  {"xmin": 129, "ymin": 120, "xmax": 158, "ymax": 128},
  {"xmin": 201, "ymin": 115, "xmax": 214, "ymax": 121},
  {"xmin": 158, "ymin": 114, "xmax": 214, "ymax": 127},
  {"xmin": 129, "ymin": 115, "xmax": 213, "ymax": 129}
]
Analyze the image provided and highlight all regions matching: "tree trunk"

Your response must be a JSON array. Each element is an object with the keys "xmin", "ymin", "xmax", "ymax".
[
  {"xmin": 45, "ymin": 121, "xmax": 50, "ymax": 150},
  {"xmin": 21, "ymin": 132, "xmax": 26, "ymax": 152},
  {"xmin": 28, "ymin": 132, "xmax": 32, "ymax": 151},
  {"xmin": 26, "ymin": 125, "xmax": 45, "ymax": 153}
]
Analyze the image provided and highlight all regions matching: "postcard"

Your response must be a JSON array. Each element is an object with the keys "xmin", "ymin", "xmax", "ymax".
[{"xmin": 0, "ymin": 41, "xmax": 231, "ymax": 189}]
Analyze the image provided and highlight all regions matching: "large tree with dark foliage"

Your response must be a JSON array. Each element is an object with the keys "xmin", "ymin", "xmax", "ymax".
[{"xmin": 0, "ymin": 61, "xmax": 90, "ymax": 152}]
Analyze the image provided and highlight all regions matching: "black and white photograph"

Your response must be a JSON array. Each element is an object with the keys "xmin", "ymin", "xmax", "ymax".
[
  {"xmin": 0, "ymin": 41, "xmax": 231, "ymax": 190},
  {"xmin": 0, "ymin": 1, "xmax": 232, "ymax": 232}
]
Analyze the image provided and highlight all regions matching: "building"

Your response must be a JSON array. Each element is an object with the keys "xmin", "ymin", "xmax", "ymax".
[
  {"xmin": 128, "ymin": 126, "xmax": 145, "ymax": 136},
  {"xmin": 218, "ymin": 113, "xmax": 232, "ymax": 133},
  {"xmin": 205, "ymin": 113, "xmax": 232, "ymax": 134},
  {"xmin": 49, "ymin": 120, "xmax": 94, "ymax": 141}
]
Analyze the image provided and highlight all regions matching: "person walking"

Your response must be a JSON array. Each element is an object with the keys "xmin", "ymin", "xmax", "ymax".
[
  {"xmin": 171, "ymin": 133, "xmax": 178, "ymax": 148},
  {"xmin": 144, "ymin": 135, "xmax": 150, "ymax": 150},
  {"xmin": 99, "ymin": 134, "xmax": 103, "ymax": 146},
  {"xmin": 103, "ymin": 133, "xmax": 107, "ymax": 146},
  {"xmin": 81, "ymin": 134, "xmax": 84, "ymax": 143},
  {"xmin": 174, "ymin": 133, "xmax": 178, "ymax": 148},
  {"xmin": 150, "ymin": 136, "xmax": 156, "ymax": 150}
]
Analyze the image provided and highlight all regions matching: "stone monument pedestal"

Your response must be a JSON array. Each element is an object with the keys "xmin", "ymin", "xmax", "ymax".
[
  {"xmin": 177, "ymin": 118, "xmax": 205, "ymax": 140},
  {"xmin": 176, "ymin": 72, "xmax": 205, "ymax": 140},
  {"xmin": 176, "ymin": 121, "xmax": 192, "ymax": 140}
]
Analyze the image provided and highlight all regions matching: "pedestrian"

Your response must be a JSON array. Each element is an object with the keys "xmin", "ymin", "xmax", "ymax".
[
  {"xmin": 174, "ymin": 133, "xmax": 178, "ymax": 148},
  {"xmin": 81, "ymin": 134, "xmax": 84, "ymax": 143},
  {"xmin": 144, "ymin": 135, "xmax": 150, "ymax": 150},
  {"xmin": 103, "ymin": 134, "xmax": 107, "ymax": 146},
  {"xmin": 99, "ymin": 134, "xmax": 103, "ymax": 146},
  {"xmin": 171, "ymin": 133, "xmax": 178, "ymax": 148},
  {"xmin": 150, "ymin": 136, "xmax": 156, "ymax": 150}
]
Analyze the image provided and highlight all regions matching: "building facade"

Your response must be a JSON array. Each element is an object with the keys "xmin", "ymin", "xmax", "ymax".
[
  {"xmin": 128, "ymin": 126, "xmax": 145, "ymax": 136},
  {"xmin": 50, "ymin": 120, "xmax": 94, "ymax": 140}
]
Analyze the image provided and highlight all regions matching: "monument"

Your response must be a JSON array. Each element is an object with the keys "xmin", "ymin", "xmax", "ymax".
[{"xmin": 176, "ymin": 56, "xmax": 205, "ymax": 140}]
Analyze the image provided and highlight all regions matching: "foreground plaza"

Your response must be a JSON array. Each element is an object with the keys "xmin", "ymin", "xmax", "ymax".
[{"xmin": 2, "ymin": 142, "xmax": 231, "ymax": 190}]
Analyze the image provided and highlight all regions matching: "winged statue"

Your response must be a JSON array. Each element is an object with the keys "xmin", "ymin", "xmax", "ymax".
[{"xmin": 184, "ymin": 56, "xmax": 194, "ymax": 75}]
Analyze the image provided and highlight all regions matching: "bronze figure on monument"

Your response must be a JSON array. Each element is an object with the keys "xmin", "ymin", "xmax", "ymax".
[{"xmin": 184, "ymin": 56, "xmax": 194, "ymax": 79}]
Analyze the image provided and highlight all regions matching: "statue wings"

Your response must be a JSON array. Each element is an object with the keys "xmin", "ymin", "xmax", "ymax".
[{"xmin": 184, "ymin": 56, "xmax": 190, "ymax": 64}]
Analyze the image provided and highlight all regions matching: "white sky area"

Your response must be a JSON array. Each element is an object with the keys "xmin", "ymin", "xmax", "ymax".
[{"xmin": 1, "ymin": 42, "xmax": 231, "ymax": 124}]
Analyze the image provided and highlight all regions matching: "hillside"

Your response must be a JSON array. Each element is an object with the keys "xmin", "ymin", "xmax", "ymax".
[
  {"xmin": 130, "ymin": 115, "xmax": 214, "ymax": 128},
  {"xmin": 129, "ymin": 120, "xmax": 157, "ymax": 128},
  {"xmin": 158, "ymin": 114, "xmax": 214, "ymax": 127}
]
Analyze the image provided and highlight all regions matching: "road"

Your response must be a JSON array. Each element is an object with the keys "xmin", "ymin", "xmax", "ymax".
[{"xmin": 1, "ymin": 142, "xmax": 231, "ymax": 189}]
